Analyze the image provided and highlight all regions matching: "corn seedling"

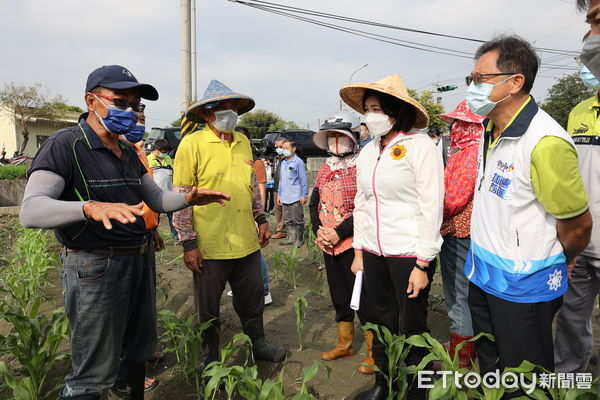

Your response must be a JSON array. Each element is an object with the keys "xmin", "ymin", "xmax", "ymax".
[
  {"xmin": 0, "ymin": 229, "xmax": 69, "ymax": 400},
  {"xmin": 1, "ymin": 229, "xmax": 57, "ymax": 311},
  {"xmin": 202, "ymin": 333, "xmax": 261, "ymax": 400},
  {"xmin": 304, "ymin": 229, "xmax": 322, "ymax": 267},
  {"xmin": 292, "ymin": 361, "xmax": 331, "ymax": 400},
  {"xmin": 157, "ymin": 310, "xmax": 214, "ymax": 396},
  {"xmin": 295, "ymin": 290, "xmax": 310, "ymax": 351},
  {"xmin": 0, "ymin": 301, "xmax": 70, "ymax": 400},
  {"xmin": 273, "ymin": 247, "xmax": 301, "ymax": 289}
]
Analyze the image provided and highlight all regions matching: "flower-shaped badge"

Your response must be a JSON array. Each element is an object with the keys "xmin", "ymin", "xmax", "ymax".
[{"xmin": 390, "ymin": 144, "xmax": 407, "ymax": 160}]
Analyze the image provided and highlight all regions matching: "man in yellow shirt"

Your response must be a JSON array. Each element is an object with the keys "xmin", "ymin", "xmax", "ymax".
[{"xmin": 172, "ymin": 80, "xmax": 286, "ymax": 365}]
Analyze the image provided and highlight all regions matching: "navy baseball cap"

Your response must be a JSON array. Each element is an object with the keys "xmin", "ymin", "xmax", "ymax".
[{"xmin": 85, "ymin": 65, "xmax": 159, "ymax": 100}]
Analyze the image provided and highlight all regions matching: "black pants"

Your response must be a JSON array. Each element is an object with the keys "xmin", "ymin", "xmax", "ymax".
[
  {"xmin": 363, "ymin": 252, "xmax": 435, "ymax": 379},
  {"xmin": 192, "ymin": 251, "xmax": 264, "ymax": 348},
  {"xmin": 265, "ymin": 188, "xmax": 275, "ymax": 213},
  {"xmin": 468, "ymin": 282, "xmax": 562, "ymax": 373},
  {"xmin": 324, "ymin": 248, "xmax": 367, "ymax": 324}
]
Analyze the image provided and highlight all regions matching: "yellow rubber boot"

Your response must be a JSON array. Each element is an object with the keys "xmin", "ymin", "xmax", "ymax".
[
  {"xmin": 357, "ymin": 330, "xmax": 375, "ymax": 374},
  {"xmin": 320, "ymin": 321, "xmax": 354, "ymax": 361}
]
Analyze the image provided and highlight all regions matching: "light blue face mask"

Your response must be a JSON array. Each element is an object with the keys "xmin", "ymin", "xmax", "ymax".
[
  {"xmin": 580, "ymin": 64, "xmax": 600, "ymax": 89},
  {"xmin": 466, "ymin": 75, "xmax": 515, "ymax": 116},
  {"xmin": 282, "ymin": 149, "xmax": 292, "ymax": 158},
  {"xmin": 275, "ymin": 147, "xmax": 283, "ymax": 155}
]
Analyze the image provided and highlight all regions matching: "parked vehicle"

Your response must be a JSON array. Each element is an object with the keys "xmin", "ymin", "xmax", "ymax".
[
  {"xmin": 144, "ymin": 127, "xmax": 182, "ymax": 157},
  {"xmin": 259, "ymin": 130, "xmax": 327, "ymax": 160}
]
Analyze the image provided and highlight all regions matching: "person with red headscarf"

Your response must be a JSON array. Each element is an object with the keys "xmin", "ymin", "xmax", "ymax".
[{"xmin": 438, "ymin": 100, "xmax": 484, "ymax": 369}]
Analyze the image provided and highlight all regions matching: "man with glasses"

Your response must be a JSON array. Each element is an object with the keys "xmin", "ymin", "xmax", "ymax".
[
  {"xmin": 463, "ymin": 36, "xmax": 592, "ymax": 387},
  {"xmin": 20, "ymin": 65, "xmax": 230, "ymax": 400},
  {"xmin": 271, "ymin": 138, "xmax": 288, "ymax": 239}
]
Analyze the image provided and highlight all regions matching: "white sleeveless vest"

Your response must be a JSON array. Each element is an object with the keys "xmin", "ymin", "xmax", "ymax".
[{"xmin": 465, "ymin": 99, "xmax": 572, "ymax": 303}]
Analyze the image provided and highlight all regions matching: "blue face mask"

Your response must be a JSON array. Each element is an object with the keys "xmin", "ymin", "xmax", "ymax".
[
  {"xmin": 282, "ymin": 149, "xmax": 292, "ymax": 158},
  {"xmin": 124, "ymin": 123, "xmax": 145, "ymax": 143},
  {"xmin": 158, "ymin": 152, "xmax": 168, "ymax": 158},
  {"xmin": 93, "ymin": 95, "xmax": 139, "ymax": 135},
  {"xmin": 275, "ymin": 147, "xmax": 283, "ymax": 155},
  {"xmin": 580, "ymin": 65, "xmax": 600, "ymax": 89},
  {"xmin": 466, "ymin": 75, "xmax": 514, "ymax": 116}
]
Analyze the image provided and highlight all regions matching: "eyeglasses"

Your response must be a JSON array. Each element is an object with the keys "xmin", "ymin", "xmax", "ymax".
[
  {"xmin": 92, "ymin": 92, "xmax": 145, "ymax": 112},
  {"xmin": 465, "ymin": 72, "xmax": 518, "ymax": 86}
]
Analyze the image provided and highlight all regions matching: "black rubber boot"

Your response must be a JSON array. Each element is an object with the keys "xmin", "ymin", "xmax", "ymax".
[
  {"xmin": 280, "ymin": 225, "xmax": 296, "ymax": 245},
  {"xmin": 294, "ymin": 225, "xmax": 304, "ymax": 247},
  {"xmin": 241, "ymin": 316, "xmax": 287, "ymax": 362},
  {"xmin": 405, "ymin": 345, "xmax": 430, "ymax": 400},
  {"xmin": 354, "ymin": 373, "xmax": 388, "ymax": 400},
  {"xmin": 202, "ymin": 323, "xmax": 221, "ymax": 366},
  {"xmin": 60, "ymin": 394, "xmax": 100, "ymax": 400}
]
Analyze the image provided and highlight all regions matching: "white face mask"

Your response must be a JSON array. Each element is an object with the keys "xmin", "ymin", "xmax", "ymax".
[
  {"xmin": 328, "ymin": 135, "xmax": 353, "ymax": 156},
  {"xmin": 364, "ymin": 112, "xmax": 393, "ymax": 138},
  {"xmin": 212, "ymin": 110, "xmax": 238, "ymax": 132}
]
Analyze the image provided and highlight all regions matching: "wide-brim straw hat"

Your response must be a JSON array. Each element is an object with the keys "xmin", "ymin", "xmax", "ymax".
[
  {"xmin": 185, "ymin": 79, "xmax": 255, "ymax": 123},
  {"xmin": 438, "ymin": 100, "xmax": 485, "ymax": 124},
  {"xmin": 339, "ymin": 74, "xmax": 430, "ymax": 129},
  {"xmin": 312, "ymin": 128, "xmax": 358, "ymax": 151}
]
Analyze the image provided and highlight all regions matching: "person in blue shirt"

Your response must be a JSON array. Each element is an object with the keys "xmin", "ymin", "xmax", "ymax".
[{"xmin": 276, "ymin": 139, "xmax": 308, "ymax": 247}]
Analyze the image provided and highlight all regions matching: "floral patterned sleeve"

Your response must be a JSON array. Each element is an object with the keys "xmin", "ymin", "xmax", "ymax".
[
  {"xmin": 252, "ymin": 174, "xmax": 267, "ymax": 225},
  {"xmin": 172, "ymin": 185, "xmax": 196, "ymax": 248}
]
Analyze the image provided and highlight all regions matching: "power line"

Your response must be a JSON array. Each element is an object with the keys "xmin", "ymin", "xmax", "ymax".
[
  {"xmin": 232, "ymin": 0, "xmax": 578, "ymax": 56},
  {"xmin": 243, "ymin": 3, "xmax": 475, "ymax": 59}
]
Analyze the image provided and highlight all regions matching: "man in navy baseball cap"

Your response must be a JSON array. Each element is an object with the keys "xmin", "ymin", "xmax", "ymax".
[{"xmin": 85, "ymin": 65, "xmax": 158, "ymax": 100}]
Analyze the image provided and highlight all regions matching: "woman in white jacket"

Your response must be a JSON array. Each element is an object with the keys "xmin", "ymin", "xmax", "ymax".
[{"xmin": 340, "ymin": 75, "xmax": 444, "ymax": 400}]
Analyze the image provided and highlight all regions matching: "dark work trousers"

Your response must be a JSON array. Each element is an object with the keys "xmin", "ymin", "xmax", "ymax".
[
  {"xmin": 323, "ymin": 248, "xmax": 367, "ymax": 324},
  {"xmin": 468, "ymin": 281, "xmax": 562, "ymax": 373},
  {"xmin": 192, "ymin": 250, "xmax": 264, "ymax": 360},
  {"xmin": 363, "ymin": 252, "xmax": 435, "ymax": 394}
]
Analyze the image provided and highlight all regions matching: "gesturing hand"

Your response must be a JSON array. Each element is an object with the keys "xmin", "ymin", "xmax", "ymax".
[
  {"xmin": 407, "ymin": 268, "xmax": 430, "ymax": 299},
  {"xmin": 185, "ymin": 187, "xmax": 231, "ymax": 206},
  {"xmin": 82, "ymin": 201, "xmax": 145, "ymax": 230}
]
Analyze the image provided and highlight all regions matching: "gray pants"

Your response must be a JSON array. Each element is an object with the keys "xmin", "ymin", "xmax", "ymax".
[
  {"xmin": 440, "ymin": 236, "xmax": 473, "ymax": 336},
  {"xmin": 60, "ymin": 244, "xmax": 157, "ymax": 397},
  {"xmin": 554, "ymin": 254, "xmax": 600, "ymax": 375},
  {"xmin": 282, "ymin": 201, "xmax": 303, "ymax": 226}
]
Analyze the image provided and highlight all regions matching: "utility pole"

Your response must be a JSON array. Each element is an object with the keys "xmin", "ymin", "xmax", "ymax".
[
  {"xmin": 191, "ymin": 0, "xmax": 197, "ymax": 101},
  {"xmin": 180, "ymin": 0, "xmax": 192, "ymax": 112}
]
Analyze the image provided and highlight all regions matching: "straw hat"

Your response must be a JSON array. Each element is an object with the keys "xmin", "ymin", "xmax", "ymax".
[
  {"xmin": 185, "ymin": 79, "xmax": 255, "ymax": 122},
  {"xmin": 438, "ymin": 100, "xmax": 485, "ymax": 124},
  {"xmin": 339, "ymin": 74, "xmax": 430, "ymax": 129}
]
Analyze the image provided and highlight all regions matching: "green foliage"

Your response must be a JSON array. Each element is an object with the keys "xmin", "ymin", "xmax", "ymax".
[
  {"xmin": 541, "ymin": 73, "xmax": 596, "ymax": 129},
  {"xmin": 294, "ymin": 291, "xmax": 310, "ymax": 351},
  {"xmin": 304, "ymin": 228, "xmax": 322, "ymax": 267},
  {"xmin": 172, "ymin": 117, "xmax": 182, "ymax": 127},
  {"xmin": 157, "ymin": 310, "xmax": 214, "ymax": 395},
  {"xmin": 238, "ymin": 109, "xmax": 302, "ymax": 138},
  {"xmin": 52, "ymin": 101, "xmax": 84, "ymax": 114},
  {"xmin": 269, "ymin": 120, "xmax": 302, "ymax": 132},
  {"xmin": 0, "ymin": 82, "xmax": 68, "ymax": 153},
  {"xmin": 239, "ymin": 109, "xmax": 282, "ymax": 138},
  {"xmin": 0, "ymin": 165, "xmax": 27, "ymax": 180},
  {"xmin": 273, "ymin": 247, "xmax": 301, "ymax": 289},
  {"xmin": 0, "ymin": 228, "xmax": 69, "ymax": 400},
  {"xmin": 408, "ymin": 89, "xmax": 447, "ymax": 133}
]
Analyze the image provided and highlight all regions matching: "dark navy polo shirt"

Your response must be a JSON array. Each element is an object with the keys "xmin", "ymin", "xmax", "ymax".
[{"xmin": 28, "ymin": 120, "xmax": 149, "ymax": 249}]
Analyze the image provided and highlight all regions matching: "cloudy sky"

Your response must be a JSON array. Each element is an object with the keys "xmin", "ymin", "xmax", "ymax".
[{"xmin": 0, "ymin": 0, "xmax": 587, "ymax": 132}]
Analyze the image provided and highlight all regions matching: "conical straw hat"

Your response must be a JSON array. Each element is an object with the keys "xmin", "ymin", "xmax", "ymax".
[{"xmin": 339, "ymin": 74, "xmax": 430, "ymax": 129}]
